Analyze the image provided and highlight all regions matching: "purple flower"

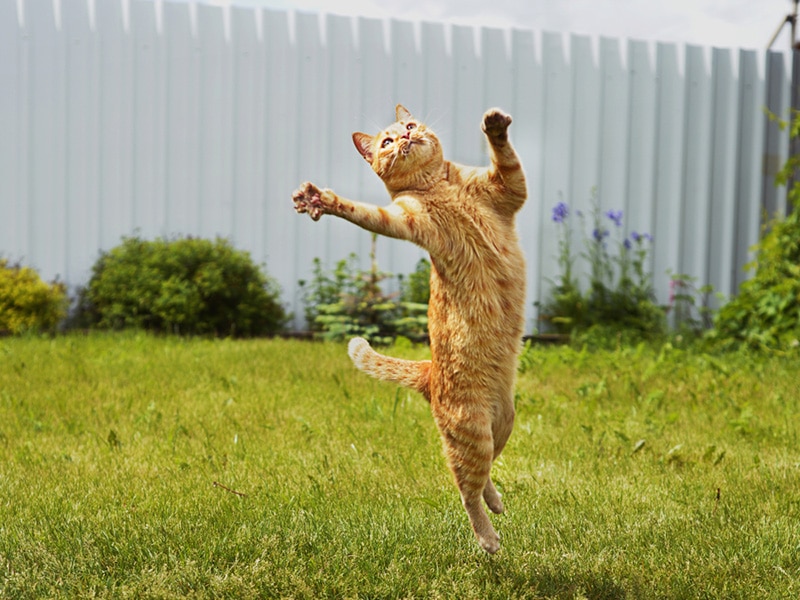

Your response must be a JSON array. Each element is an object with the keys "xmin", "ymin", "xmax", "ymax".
[
  {"xmin": 605, "ymin": 209, "xmax": 623, "ymax": 228},
  {"xmin": 624, "ymin": 238, "xmax": 632, "ymax": 250},
  {"xmin": 630, "ymin": 231, "xmax": 653, "ymax": 244},
  {"xmin": 552, "ymin": 202, "xmax": 569, "ymax": 224},
  {"xmin": 631, "ymin": 231, "xmax": 640, "ymax": 242},
  {"xmin": 593, "ymin": 228, "xmax": 609, "ymax": 242}
]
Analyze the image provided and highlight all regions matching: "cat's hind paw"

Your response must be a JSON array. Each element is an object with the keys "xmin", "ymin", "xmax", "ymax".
[
  {"xmin": 481, "ymin": 108, "xmax": 512, "ymax": 143},
  {"xmin": 483, "ymin": 479, "xmax": 505, "ymax": 515},
  {"xmin": 292, "ymin": 181, "xmax": 326, "ymax": 221},
  {"xmin": 478, "ymin": 530, "xmax": 501, "ymax": 555}
]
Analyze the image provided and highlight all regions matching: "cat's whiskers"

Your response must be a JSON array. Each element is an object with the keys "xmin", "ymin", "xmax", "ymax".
[
  {"xmin": 363, "ymin": 113, "xmax": 383, "ymax": 133},
  {"xmin": 421, "ymin": 110, "xmax": 447, "ymax": 137},
  {"xmin": 388, "ymin": 148, "xmax": 400, "ymax": 171}
]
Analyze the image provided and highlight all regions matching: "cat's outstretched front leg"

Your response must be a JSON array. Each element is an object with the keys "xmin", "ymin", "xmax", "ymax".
[
  {"xmin": 292, "ymin": 181, "xmax": 329, "ymax": 221},
  {"xmin": 292, "ymin": 181, "xmax": 421, "ymax": 243},
  {"xmin": 482, "ymin": 108, "xmax": 526, "ymax": 211}
]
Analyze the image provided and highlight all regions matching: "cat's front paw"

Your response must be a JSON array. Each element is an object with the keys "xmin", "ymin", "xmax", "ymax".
[
  {"xmin": 481, "ymin": 108, "xmax": 512, "ymax": 143},
  {"xmin": 292, "ymin": 181, "xmax": 326, "ymax": 221}
]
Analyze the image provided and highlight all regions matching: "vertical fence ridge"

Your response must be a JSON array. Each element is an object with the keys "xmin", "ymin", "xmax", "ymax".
[
  {"xmin": 0, "ymin": 0, "xmax": 790, "ymax": 333},
  {"xmin": 0, "ymin": 0, "xmax": 22, "ymax": 260}
]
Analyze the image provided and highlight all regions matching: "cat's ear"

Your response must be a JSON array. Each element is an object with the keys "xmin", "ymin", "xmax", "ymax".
[
  {"xmin": 352, "ymin": 132, "xmax": 374, "ymax": 163},
  {"xmin": 396, "ymin": 104, "xmax": 413, "ymax": 122}
]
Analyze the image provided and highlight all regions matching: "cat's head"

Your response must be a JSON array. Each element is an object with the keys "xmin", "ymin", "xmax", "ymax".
[{"xmin": 352, "ymin": 105, "xmax": 443, "ymax": 190}]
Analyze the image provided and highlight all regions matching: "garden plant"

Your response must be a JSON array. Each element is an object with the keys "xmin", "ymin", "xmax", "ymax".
[
  {"xmin": 76, "ymin": 235, "xmax": 287, "ymax": 337},
  {"xmin": 540, "ymin": 191, "xmax": 665, "ymax": 344},
  {"xmin": 0, "ymin": 259, "xmax": 67, "ymax": 335},
  {"xmin": 299, "ymin": 234, "xmax": 429, "ymax": 344}
]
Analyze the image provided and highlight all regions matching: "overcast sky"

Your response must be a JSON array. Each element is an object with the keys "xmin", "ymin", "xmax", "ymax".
[{"xmin": 198, "ymin": 0, "xmax": 798, "ymax": 52}]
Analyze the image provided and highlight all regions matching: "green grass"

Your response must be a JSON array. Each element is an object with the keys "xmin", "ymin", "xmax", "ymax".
[{"xmin": 0, "ymin": 334, "xmax": 798, "ymax": 599}]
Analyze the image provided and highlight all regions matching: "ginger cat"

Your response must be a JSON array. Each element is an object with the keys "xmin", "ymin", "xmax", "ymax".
[{"xmin": 292, "ymin": 105, "xmax": 527, "ymax": 554}]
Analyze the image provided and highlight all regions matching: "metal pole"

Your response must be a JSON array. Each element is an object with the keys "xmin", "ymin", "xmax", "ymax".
[
  {"xmin": 791, "ymin": 0, "xmax": 799, "ymax": 213},
  {"xmin": 767, "ymin": 0, "xmax": 798, "ymax": 50}
]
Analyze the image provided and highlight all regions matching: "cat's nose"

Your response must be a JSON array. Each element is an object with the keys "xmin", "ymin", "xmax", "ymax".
[{"xmin": 402, "ymin": 131, "xmax": 411, "ymax": 140}]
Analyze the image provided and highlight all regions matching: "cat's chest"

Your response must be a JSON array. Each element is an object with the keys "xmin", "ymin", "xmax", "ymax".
[
  {"xmin": 400, "ymin": 187, "xmax": 519, "ymax": 267},
  {"xmin": 433, "ymin": 201, "xmax": 510, "ymax": 256}
]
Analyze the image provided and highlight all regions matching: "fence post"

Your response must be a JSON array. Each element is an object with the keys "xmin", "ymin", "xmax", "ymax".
[
  {"xmin": 789, "ymin": 49, "xmax": 800, "ymax": 213},
  {"xmin": 763, "ymin": 50, "xmax": 789, "ymax": 219}
]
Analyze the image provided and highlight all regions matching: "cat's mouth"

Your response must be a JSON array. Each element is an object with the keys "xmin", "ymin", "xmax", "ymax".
[{"xmin": 400, "ymin": 138, "xmax": 422, "ymax": 157}]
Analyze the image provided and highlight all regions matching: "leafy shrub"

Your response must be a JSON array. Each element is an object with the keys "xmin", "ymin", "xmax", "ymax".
[
  {"xmin": 539, "ymin": 190, "xmax": 666, "ymax": 342},
  {"xmin": 707, "ymin": 112, "xmax": 800, "ymax": 352},
  {"xmin": 300, "ymin": 254, "xmax": 362, "ymax": 333},
  {"xmin": 299, "ymin": 235, "xmax": 428, "ymax": 344},
  {"xmin": 709, "ymin": 207, "xmax": 800, "ymax": 351},
  {"xmin": 78, "ymin": 236, "xmax": 286, "ymax": 336},
  {"xmin": 666, "ymin": 271, "xmax": 715, "ymax": 334},
  {"xmin": 0, "ymin": 260, "xmax": 68, "ymax": 334}
]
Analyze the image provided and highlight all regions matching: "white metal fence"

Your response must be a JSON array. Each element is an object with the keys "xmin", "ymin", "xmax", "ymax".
[{"xmin": 0, "ymin": 0, "xmax": 793, "ymax": 332}]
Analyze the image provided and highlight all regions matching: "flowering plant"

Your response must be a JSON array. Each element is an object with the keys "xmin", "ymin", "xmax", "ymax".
[{"xmin": 540, "ymin": 190, "xmax": 666, "ymax": 340}]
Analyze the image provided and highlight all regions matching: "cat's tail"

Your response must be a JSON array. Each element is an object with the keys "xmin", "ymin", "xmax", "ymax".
[{"xmin": 348, "ymin": 337, "xmax": 431, "ymax": 401}]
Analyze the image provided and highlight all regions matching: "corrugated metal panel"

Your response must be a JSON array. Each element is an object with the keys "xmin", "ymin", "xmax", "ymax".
[
  {"xmin": 651, "ymin": 42, "xmax": 687, "ymax": 304},
  {"xmin": 734, "ymin": 50, "xmax": 767, "ymax": 293},
  {"xmin": 0, "ymin": 0, "xmax": 22, "ymax": 259},
  {"xmin": 0, "ymin": 0, "xmax": 791, "ymax": 333}
]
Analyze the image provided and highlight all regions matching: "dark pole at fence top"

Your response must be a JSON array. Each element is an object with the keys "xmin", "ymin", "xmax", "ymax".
[
  {"xmin": 767, "ymin": 0, "xmax": 799, "ymax": 50},
  {"xmin": 767, "ymin": 0, "xmax": 799, "ymax": 216}
]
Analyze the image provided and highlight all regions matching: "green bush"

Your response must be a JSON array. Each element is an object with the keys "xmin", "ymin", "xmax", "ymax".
[
  {"xmin": 709, "ymin": 206, "xmax": 800, "ymax": 351},
  {"xmin": 78, "ymin": 236, "xmax": 287, "ymax": 337},
  {"xmin": 0, "ymin": 260, "xmax": 68, "ymax": 334},
  {"xmin": 299, "ymin": 235, "xmax": 429, "ymax": 344},
  {"xmin": 708, "ymin": 112, "xmax": 800, "ymax": 352}
]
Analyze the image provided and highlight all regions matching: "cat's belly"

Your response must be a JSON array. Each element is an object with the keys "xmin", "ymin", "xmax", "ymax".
[
  {"xmin": 427, "ymin": 302, "xmax": 521, "ymax": 409},
  {"xmin": 427, "ymin": 243, "xmax": 526, "ymax": 366},
  {"xmin": 427, "ymin": 283, "xmax": 525, "ymax": 356},
  {"xmin": 428, "ymin": 306, "xmax": 523, "ymax": 355}
]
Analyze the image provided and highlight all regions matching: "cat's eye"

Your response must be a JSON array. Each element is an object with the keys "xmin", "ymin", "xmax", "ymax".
[
  {"xmin": 406, "ymin": 123, "xmax": 416, "ymax": 130},
  {"xmin": 381, "ymin": 137, "xmax": 393, "ymax": 148}
]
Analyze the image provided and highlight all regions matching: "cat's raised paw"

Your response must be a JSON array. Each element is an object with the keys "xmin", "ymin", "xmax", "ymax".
[
  {"xmin": 292, "ymin": 181, "xmax": 326, "ymax": 221},
  {"xmin": 481, "ymin": 109, "xmax": 512, "ymax": 142}
]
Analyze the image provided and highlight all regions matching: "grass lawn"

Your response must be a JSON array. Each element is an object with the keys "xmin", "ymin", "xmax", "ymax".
[{"xmin": 0, "ymin": 334, "xmax": 798, "ymax": 599}]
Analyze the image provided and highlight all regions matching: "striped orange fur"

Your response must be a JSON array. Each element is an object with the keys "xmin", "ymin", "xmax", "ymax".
[{"xmin": 293, "ymin": 105, "xmax": 527, "ymax": 554}]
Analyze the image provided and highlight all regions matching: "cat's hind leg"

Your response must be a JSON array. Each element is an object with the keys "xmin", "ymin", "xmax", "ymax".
[
  {"xmin": 483, "ymin": 478, "xmax": 504, "ymax": 514},
  {"xmin": 481, "ymin": 389, "xmax": 515, "ymax": 515},
  {"xmin": 437, "ymin": 414, "xmax": 501, "ymax": 554}
]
